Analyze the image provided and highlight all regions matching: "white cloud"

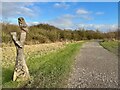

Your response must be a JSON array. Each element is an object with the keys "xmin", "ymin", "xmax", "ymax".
[
  {"xmin": 96, "ymin": 12, "xmax": 104, "ymax": 15},
  {"xmin": 45, "ymin": 12, "xmax": 94, "ymax": 30},
  {"xmin": 47, "ymin": 15, "xmax": 74, "ymax": 29},
  {"xmin": 54, "ymin": 2, "xmax": 70, "ymax": 9},
  {"xmin": 28, "ymin": 21, "xmax": 40, "ymax": 26},
  {"xmin": 78, "ymin": 15, "xmax": 93, "ymax": 20},
  {"xmin": 75, "ymin": 8, "xmax": 93, "ymax": 20},
  {"xmin": 2, "ymin": 2, "xmax": 39, "ymax": 21},
  {"xmin": 76, "ymin": 9, "xmax": 89, "ymax": 15},
  {"xmin": 54, "ymin": 3, "xmax": 60, "ymax": 7},
  {"xmin": 49, "ymin": 18, "xmax": 73, "ymax": 29},
  {"xmin": 77, "ymin": 24, "xmax": 118, "ymax": 32},
  {"xmin": 62, "ymin": 14, "xmax": 75, "ymax": 19}
]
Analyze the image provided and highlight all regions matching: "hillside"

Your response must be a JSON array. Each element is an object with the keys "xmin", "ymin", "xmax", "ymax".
[{"xmin": 2, "ymin": 23, "xmax": 117, "ymax": 44}]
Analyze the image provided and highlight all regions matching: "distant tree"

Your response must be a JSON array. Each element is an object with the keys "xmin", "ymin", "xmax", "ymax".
[{"xmin": 2, "ymin": 23, "xmax": 112, "ymax": 44}]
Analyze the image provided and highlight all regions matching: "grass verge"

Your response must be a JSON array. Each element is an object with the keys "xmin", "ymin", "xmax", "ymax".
[
  {"xmin": 2, "ymin": 41, "xmax": 84, "ymax": 88},
  {"xmin": 26, "ymin": 42, "xmax": 83, "ymax": 88},
  {"xmin": 100, "ymin": 41, "xmax": 118, "ymax": 55}
]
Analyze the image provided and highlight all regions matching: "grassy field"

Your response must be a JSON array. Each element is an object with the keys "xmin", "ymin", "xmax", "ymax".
[
  {"xmin": 100, "ymin": 41, "xmax": 119, "ymax": 55},
  {"xmin": 2, "ymin": 41, "xmax": 84, "ymax": 88},
  {"xmin": 2, "ymin": 42, "xmax": 65, "ymax": 88}
]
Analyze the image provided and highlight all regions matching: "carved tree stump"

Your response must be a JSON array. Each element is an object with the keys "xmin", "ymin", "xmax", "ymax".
[{"xmin": 11, "ymin": 17, "xmax": 30, "ymax": 81}]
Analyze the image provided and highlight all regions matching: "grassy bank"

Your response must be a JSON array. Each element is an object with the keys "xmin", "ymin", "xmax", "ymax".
[
  {"xmin": 26, "ymin": 42, "xmax": 83, "ymax": 88},
  {"xmin": 2, "ymin": 41, "xmax": 84, "ymax": 88},
  {"xmin": 100, "ymin": 41, "xmax": 118, "ymax": 55}
]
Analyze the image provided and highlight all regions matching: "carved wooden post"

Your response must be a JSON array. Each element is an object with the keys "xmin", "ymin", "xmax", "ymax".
[{"xmin": 11, "ymin": 17, "xmax": 30, "ymax": 81}]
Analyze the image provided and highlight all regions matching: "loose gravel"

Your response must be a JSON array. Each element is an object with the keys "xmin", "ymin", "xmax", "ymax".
[{"xmin": 67, "ymin": 42, "xmax": 118, "ymax": 88}]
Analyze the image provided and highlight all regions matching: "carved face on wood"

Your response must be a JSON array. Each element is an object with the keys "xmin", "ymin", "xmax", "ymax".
[{"xmin": 18, "ymin": 17, "xmax": 28, "ymax": 32}]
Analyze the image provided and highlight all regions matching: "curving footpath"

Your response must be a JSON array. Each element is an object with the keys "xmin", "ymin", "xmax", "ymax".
[{"xmin": 67, "ymin": 41, "xmax": 118, "ymax": 88}]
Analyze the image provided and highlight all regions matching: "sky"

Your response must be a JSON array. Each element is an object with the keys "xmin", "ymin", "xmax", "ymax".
[{"xmin": 1, "ymin": 2, "xmax": 118, "ymax": 32}]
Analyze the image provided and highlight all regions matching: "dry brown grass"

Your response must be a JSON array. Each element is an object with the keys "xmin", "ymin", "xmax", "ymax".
[{"xmin": 2, "ymin": 42, "xmax": 66, "ymax": 68}]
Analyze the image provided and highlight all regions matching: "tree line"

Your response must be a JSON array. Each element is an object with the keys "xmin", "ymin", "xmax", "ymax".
[{"xmin": 1, "ymin": 23, "xmax": 118, "ymax": 44}]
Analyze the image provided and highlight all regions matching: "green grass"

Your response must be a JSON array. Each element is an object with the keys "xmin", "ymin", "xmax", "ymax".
[
  {"xmin": 2, "ymin": 65, "xmax": 20, "ymax": 88},
  {"xmin": 2, "ymin": 42, "xmax": 84, "ymax": 88},
  {"xmin": 100, "ymin": 41, "xmax": 118, "ymax": 55},
  {"xmin": 0, "ymin": 68, "xmax": 2, "ymax": 89}
]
